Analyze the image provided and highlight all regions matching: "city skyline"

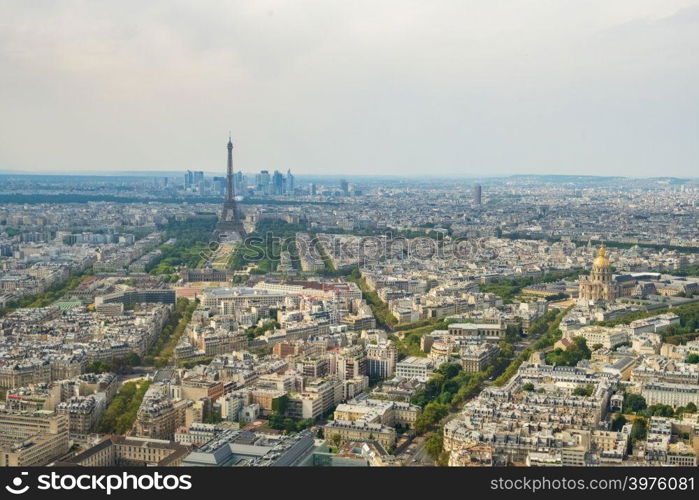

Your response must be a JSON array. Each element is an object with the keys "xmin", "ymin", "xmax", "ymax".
[
  {"xmin": 1, "ymin": 1, "xmax": 698, "ymax": 177},
  {"xmin": 1, "ymin": 176, "xmax": 698, "ymax": 471}
]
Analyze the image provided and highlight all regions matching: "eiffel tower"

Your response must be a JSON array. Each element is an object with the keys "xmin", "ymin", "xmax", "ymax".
[{"xmin": 217, "ymin": 135, "xmax": 246, "ymax": 239}]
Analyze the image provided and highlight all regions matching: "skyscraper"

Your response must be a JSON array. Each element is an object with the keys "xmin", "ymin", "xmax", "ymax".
[
  {"xmin": 473, "ymin": 184, "xmax": 482, "ymax": 206},
  {"xmin": 256, "ymin": 170, "xmax": 271, "ymax": 194},
  {"xmin": 286, "ymin": 169, "xmax": 295, "ymax": 194},
  {"xmin": 272, "ymin": 170, "xmax": 285, "ymax": 195},
  {"xmin": 234, "ymin": 171, "xmax": 244, "ymax": 193},
  {"xmin": 184, "ymin": 170, "xmax": 194, "ymax": 189},
  {"xmin": 212, "ymin": 176, "xmax": 226, "ymax": 195},
  {"xmin": 217, "ymin": 135, "xmax": 246, "ymax": 238}
]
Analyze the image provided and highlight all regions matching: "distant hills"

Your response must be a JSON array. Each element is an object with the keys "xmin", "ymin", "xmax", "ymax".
[{"xmin": 0, "ymin": 171, "xmax": 694, "ymax": 183}]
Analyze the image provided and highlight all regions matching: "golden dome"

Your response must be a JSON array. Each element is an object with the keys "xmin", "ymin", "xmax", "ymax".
[{"xmin": 592, "ymin": 246, "xmax": 610, "ymax": 268}]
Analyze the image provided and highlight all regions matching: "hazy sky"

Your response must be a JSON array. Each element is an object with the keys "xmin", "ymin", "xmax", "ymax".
[{"xmin": 1, "ymin": 0, "xmax": 697, "ymax": 177}]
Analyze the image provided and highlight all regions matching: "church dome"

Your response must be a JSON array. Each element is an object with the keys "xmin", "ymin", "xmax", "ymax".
[{"xmin": 592, "ymin": 246, "xmax": 610, "ymax": 268}]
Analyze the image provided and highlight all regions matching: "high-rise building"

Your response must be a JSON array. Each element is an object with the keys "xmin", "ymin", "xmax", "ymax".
[
  {"xmin": 286, "ymin": 169, "xmax": 295, "ymax": 193},
  {"xmin": 367, "ymin": 340, "xmax": 398, "ymax": 379},
  {"xmin": 473, "ymin": 184, "xmax": 482, "ymax": 205},
  {"xmin": 184, "ymin": 170, "xmax": 194, "ymax": 188},
  {"xmin": 272, "ymin": 170, "xmax": 285, "ymax": 195},
  {"xmin": 185, "ymin": 170, "xmax": 204, "ymax": 190},
  {"xmin": 213, "ymin": 176, "xmax": 226, "ymax": 195},
  {"xmin": 234, "ymin": 171, "xmax": 244, "ymax": 192},
  {"xmin": 256, "ymin": 170, "xmax": 271, "ymax": 194},
  {"xmin": 340, "ymin": 179, "xmax": 349, "ymax": 196},
  {"xmin": 336, "ymin": 345, "xmax": 367, "ymax": 380}
]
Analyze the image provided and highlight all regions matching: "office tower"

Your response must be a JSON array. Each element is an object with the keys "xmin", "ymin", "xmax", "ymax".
[
  {"xmin": 256, "ymin": 170, "xmax": 271, "ymax": 194},
  {"xmin": 234, "ymin": 171, "xmax": 244, "ymax": 192},
  {"xmin": 212, "ymin": 176, "xmax": 226, "ymax": 195},
  {"xmin": 272, "ymin": 170, "xmax": 285, "ymax": 195},
  {"xmin": 217, "ymin": 135, "xmax": 246, "ymax": 237},
  {"xmin": 310, "ymin": 183, "xmax": 317, "ymax": 196},
  {"xmin": 286, "ymin": 169, "xmax": 295, "ymax": 193},
  {"xmin": 184, "ymin": 170, "xmax": 194, "ymax": 188},
  {"xmin": 473, "ymin": 184, "xmax": 482, "ymax": 205},
  {"xmin": 340, "ymin": 179, "xmax": 349, "ymax": 196}
]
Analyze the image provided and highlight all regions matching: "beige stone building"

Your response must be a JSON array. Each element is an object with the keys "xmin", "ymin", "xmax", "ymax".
[
  {"xmin": 59, "ymin": 435, "xmax": 189, "ymax": 466},
  {"xmin": 0, "ymin": 410, "xmax": 70, "ymax": 466},
  {"xmin": 134, "ymin": 387, "xmax": 190, "ymax": 440},
  {"xmin": 324, "ymin": 420, "xmax": 396, "ymax": 448},
  {"xmin": 579, "ymin": 246, "xmax": 617, "ymax": 302}
]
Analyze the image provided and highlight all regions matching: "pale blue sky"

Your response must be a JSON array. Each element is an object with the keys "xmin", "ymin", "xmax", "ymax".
[{"xmin": 0, "ymin": 0, "xmax": 697, "ymax": 177}]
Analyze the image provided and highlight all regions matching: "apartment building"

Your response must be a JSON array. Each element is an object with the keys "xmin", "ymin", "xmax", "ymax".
[
  {"xmin": 460, "ymin": 343, "xmax": 500, "ymax": 372},
  {"xmin": 367, "ymin": 340, "xmax": 398, "ymax": 379},
  {"xmin": 395, "ymin": 356, "xmax": 434, "ymax": 382},
  {"xmin": 0, "ymin": 410, "xmax": 70, "ymax": 466}
]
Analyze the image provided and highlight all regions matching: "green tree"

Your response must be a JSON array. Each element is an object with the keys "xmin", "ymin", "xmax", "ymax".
[
  {"xmin": 98, "ymin": 380, "xmax": 151, "ymax": 434},
  {"xmin": 125, "ymin": 352, "xmax": 141, "ymax": 366},
  {"xmin": 624, "ymin": 393, "xmax": 647, "ymax": 413},
  {"xmin": 572, "ymin": 385, "xmax": 594, "ymax": 397},
  {"xmin": 629, "ymin": 417, "xmax": 648, "ymax": 451},
  {"xmin": 611, "ymin": 413, "xmax": 627, "ymax": 431},
  {"xmin": 437, "ymin": 363, "xmax": 462, "ymax": 380},
  {"xmin": 545, "ymin": 337, "xmax": 591, "ymax": 366},
  {"xmin": 425, "ymin": 430, "xmax": 444, "ymax": 460},
  {"xmin": 413, "ymin": 402, "xmax": 449, "ymax": 434},
  {"xmin": 505, "ymin": 324, "xmax": 522, "ymax": 342},
  {"xmin": 644, "ymin": 404, "xmax": 674, "ymax": 418}
]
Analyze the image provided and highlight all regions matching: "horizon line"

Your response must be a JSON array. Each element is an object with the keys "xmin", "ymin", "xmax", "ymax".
[{"xmin": 0, "ymin": 170, "xmax": 695, "ymax": 181}]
